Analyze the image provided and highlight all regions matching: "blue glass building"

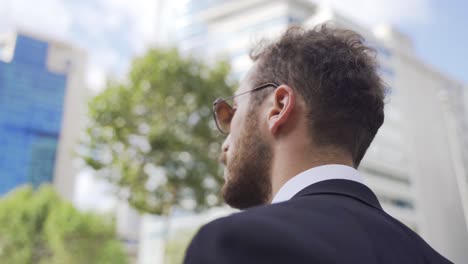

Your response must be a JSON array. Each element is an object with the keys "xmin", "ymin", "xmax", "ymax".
[{"xmin": 0, "ymin": 34, "xmax": 67, "ymax": 195}]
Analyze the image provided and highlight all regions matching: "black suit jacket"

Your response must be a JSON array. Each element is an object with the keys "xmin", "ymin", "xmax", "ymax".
[{"xmin": 184, "ymin": 179, "xmax": 452, "ymax": 263}]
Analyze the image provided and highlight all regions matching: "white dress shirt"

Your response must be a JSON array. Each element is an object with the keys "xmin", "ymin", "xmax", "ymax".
[{"xmin": 271, "ymin": 164, "xmax": 363, "ymax": 204}]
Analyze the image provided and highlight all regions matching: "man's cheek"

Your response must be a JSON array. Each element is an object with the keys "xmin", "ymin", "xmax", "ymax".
[{"xmin": 227, "ymin": 137, "xmax": 238, "ymax": 160}]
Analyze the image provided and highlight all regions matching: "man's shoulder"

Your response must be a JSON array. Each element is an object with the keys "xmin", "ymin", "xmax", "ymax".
[
  {"xmin": 200, "ymin": 204, "xmax": 283, "ymax": 233},
  {"xmin": 185, "ymin": 202, "xmax": 326, "ymax": 263},
  {"xmin": 187, "ymin": 199, "xmax": 453, "ymax": 264},
  {"xmin": 195, "ymin": 201, "xmax": 304, "ymax": 240},
  {"xmin": 198, "ymin": 199, "xmax": 322, "ymax": 237},
  {"xmin": 198, "ymin": 195, "xmax": 413, "ymax": 246},
  {"xmin": 203, "ymin": 193, "xmax": 365, "ymax": 228},
  {"xmin": 209, "ymin": 200, "xmax": 302, "ymax": 222}
]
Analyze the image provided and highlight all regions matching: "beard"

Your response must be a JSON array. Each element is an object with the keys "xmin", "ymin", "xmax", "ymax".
[{"xmin": 221, "ymin": 110, "xmax": 273, "ymax": 210}]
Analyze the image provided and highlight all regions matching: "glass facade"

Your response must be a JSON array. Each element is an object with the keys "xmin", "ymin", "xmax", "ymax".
[{"xmin": 0, "ymin": 34, "xmax": 67, "ymax": 195}]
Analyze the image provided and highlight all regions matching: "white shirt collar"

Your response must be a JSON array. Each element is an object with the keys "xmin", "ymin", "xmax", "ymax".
[{"xmin": 271, "ymin": 164, "xmax": 363, "ymax": 204}]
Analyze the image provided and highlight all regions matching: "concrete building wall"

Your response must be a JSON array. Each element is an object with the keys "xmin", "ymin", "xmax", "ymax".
[
  {"xmin": 395, "ymin": 53, "xmax": 468, "ymax": 262},
  {"xmin": 46, "ymin": 36, "xmax": 87, "ymax": 201}
]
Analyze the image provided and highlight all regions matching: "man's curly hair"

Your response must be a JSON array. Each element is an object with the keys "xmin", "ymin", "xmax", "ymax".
[{"xmin": 249, "ymin": 24, "xmax": 385, "ymax": 167}]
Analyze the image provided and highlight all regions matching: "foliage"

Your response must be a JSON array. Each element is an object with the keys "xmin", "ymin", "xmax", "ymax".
[
  {"xmin": 165, "ymin": 228, "xmax": 198, "ymax": 264},
  {"xmin": 81, "ymin": 48, "xmax": 235, "ymax": 215},
  {"xmin": 0, "ymin": 185, "xmax": 128, "ymax": 264}
]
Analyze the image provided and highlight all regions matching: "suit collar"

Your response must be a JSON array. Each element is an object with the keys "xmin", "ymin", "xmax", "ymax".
[
  {"xmin": 272, "ymin": 165, "xmax": 363, "ymax": 204},
  {"xmin": 291, "ymin": 179, "xmax": 383, "ymax": 210}
]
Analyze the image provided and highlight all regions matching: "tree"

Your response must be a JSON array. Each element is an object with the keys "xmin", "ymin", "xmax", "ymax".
[
  {"xmin": 165, "ymin": 228, "xmax": 198, "ymax": 264},
  {"xmin": 80, "ymin": 48, "xmax": 235, "ymax": 215},
  {"xmin": 0, "ymin": 185, "xmax": 128, "ymax": 264}
]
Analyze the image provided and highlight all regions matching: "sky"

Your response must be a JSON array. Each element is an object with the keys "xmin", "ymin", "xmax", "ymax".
[
  {"xmin": 319, "ymin": 0, "xmax": 468, "ymax": 84},
  {"xmin": 0, "ymin": 0, "xmax": 159, "ymax": 92},
  {"xmin": 0, "ymin": 0, "xmax": 467, "ymax": 210},
  {"xmin": 1, "ymin": 0, "xmax": 466, "ymax": 91}
]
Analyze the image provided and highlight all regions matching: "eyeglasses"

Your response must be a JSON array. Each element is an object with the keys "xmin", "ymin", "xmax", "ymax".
[{"xmin": 212, "ymin": 83, "xmax": 279, "ymax": 134}]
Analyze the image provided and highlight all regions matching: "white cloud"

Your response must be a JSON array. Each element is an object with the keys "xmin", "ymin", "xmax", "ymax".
[
  {"xmin": 98, "ymin": 0, "xmax": 158, "ymax": 54},
  {"xmin": 74, "ymin": 170, "xmax": 117, "ymax": 212},
  {"xmin": 86, "ymin": 63, "xmax": 107, "ymax": 94},
  {"xmin": 316, "ymin": 0, "xmax": 433, "ymax": 27},
  {"xmin": 0, "ymin": 0, "xmax": 72, "ymax": 38},
  {"xmin": 0, "ymin": 0, "xmax": 160, "ymax": 92},
  {"xmin": 0, "ymin": 0, "xmax": 434, "ymax": 90}
]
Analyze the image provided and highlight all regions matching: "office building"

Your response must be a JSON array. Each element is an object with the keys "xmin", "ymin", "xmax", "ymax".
[{"xmin": 0, "ymin": 31, "xmax": 86, "ymax": 201}]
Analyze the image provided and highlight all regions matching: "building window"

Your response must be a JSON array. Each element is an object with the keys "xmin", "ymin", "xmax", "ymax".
[
  {"xmin": 376, "ymin": 45, "xmax": 392, "ymax": 59},
  {"xmin": 378, "ymin": 194, "xmax": 414, "ymax": 209},
  {"xmin": 379, "ymin": 65, "xmax": 394, "ymax": 78},
  {"xmin": 360, "ymin": 166, "xmax": 410, "ymax": 184}
]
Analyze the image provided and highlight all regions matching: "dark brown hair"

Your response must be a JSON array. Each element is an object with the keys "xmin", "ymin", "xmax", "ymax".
[{"xmin": 249, "ymin": 24, "xmax": 385, "ymax": 167}]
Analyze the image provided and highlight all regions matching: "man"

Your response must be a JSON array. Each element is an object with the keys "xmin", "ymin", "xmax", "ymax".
[{"xmin": 184, "ymin": 25, "xmax": 452, "ymax": 263}]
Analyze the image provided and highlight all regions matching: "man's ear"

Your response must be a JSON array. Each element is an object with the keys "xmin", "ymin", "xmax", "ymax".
[{"xmin": 267, "ymin": 85, "xmax": 295, "ymax": 135}]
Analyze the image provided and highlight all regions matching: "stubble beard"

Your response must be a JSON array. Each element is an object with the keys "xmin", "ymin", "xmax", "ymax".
[{"xmin": 221, "ymin": 112, "xmax": 273, "ymax": 210}]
